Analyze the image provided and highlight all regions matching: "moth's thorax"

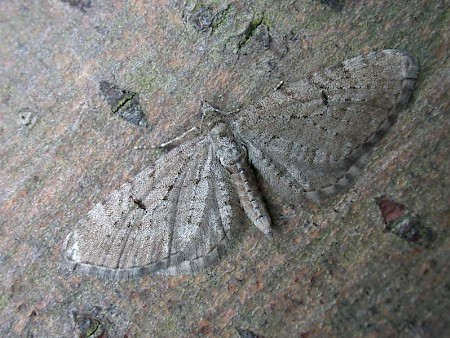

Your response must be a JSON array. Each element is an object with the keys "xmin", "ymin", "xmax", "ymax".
[
  {"xmin": 201, "ymin": 104, "xmax": 224, "ymax": 130},
  {"xmin": 210, "ymin": 121, "xmax": 245, "ymax": 168}
]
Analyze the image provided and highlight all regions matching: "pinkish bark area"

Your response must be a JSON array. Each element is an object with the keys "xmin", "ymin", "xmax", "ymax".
[{"xmin": 0, "ymin": 1, "xmax": 448, "ymax": 336}]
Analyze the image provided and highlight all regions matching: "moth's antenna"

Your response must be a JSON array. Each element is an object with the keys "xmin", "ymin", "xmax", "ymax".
[
  {"xmin": 134, "ymin": 126, "xmax": 198, "ymax": 150},
  {"xmin": 135, "ymin": 102, "xmax": 212, "ymax": 151}
]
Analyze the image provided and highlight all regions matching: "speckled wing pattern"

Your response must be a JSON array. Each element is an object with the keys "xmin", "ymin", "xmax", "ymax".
[
  {"xmin": 63, "ymin": 50, "xmax": 418, "ymax": 278},
  {"xmin": 64, "ymin": 136, "xmax": 246, "ymax": 278},
  {"xmin": 232, "ymin": 49, "xmax": 418, "ymax": 203}
]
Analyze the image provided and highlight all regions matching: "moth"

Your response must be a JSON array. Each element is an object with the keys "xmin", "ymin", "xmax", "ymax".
[{"xmin": 63, "ymin": 50, "xmax": 418, "ymax": 278}]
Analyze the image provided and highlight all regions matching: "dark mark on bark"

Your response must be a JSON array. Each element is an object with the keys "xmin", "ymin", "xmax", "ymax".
[
  {"xmin": 190, "ymin": 6, "xmax": 215, "ymax": 32},
  {"xmin": 99, "ymin": 81, "xmax": 149, "ymax": 129},
  {"xmin": 319, "ymin": 0, "xmax": 344, "ymax": 11},
  {"xmin": 72, "ymin": 311, "xmax": 109, "ymax": 338},
  {"xmin": 17, "ymin": 108, "xmax": 38, "ymax": 128},
  {"xmin": 376, "ymin": 196, "xmax": 433, "ymax": 246},
  {"xmin": 188, "ymin": 4, "xmax": 234, "ymax": 34},
  {"xmin": 236, "ymin": 16, "xmax": 266, "ymax": 50},
  {"xmin": 60, "ymin": 0, "xmax": 92, "ymax": 13},
  {"xmin": 236, "ymin": 327, "xmax": 265, "ymax": 338}
]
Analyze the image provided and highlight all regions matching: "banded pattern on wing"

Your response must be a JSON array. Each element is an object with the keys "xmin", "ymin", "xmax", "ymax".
[
  {"xmin": 232, "ymin": 50, "xmax": 418, "ymax": 203},
  {"xmin": 63, "ymin": 136, "xmax": 245, "ymax": 278}
]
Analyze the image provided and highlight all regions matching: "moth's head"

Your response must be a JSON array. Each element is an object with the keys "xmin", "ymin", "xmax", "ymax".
[
  {"xmin": 200, "ymin": 101, "xmax": 223, "ymax": 132},
  {"xmin": 199, "ymin": 100, "xmax": 241, "ymax": 133},
  {"xmin": 200, "ymin": 100, "xmax": 219, "ymax": 117}
]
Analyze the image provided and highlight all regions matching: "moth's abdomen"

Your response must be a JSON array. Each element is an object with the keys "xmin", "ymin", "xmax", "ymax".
[
  {"xmin": 227, "ymin": 156, "xmax": 272, "ymax": 237},
  {"xmin": 211, "ymin": 122, "xmax": 272, "ymax": 236}
]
